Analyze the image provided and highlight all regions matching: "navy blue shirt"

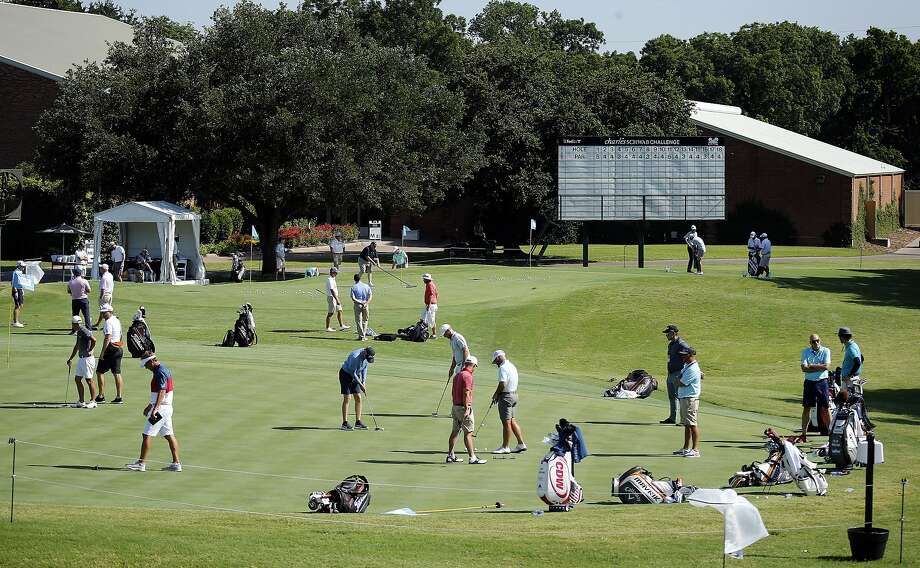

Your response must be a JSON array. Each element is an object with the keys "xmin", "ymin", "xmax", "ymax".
[{"xmin": 667, "ymin": 336, "xmax": 690, "ymax": 374}]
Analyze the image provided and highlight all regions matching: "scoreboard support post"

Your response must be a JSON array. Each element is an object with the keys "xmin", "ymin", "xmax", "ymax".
[
  {"xmin": 638, "ymin": 197, "xmax": 646, "ymax": 269},
  {"xmin": 582, "ymin": 223, "xmax": 589, "ymax": 267}
]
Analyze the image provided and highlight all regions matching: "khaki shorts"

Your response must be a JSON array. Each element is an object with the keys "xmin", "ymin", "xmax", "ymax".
[
  {"xmin": 100, "ymin": 292, "xmax": 112, "ymax": 305},
  {"xmin": 679, "ymin": 397, "xmax": 700, "ymax": 426},
  {"xmin": 327, "ymin": 296, "xmax": 342, "ymax": 313},
  {"xmin": 451, "ymin": 405, "xmax": 474, "ymax": 433},
  {"xmin": 276, "ymin": 257, "xmax": 285, "ymax": 269}
]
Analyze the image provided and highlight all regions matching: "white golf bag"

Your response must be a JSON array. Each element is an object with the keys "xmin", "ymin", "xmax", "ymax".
[
  {"xmin": 611, "ymin": 466, "xmax": 696, "ymax": 504},
  {"xmin": 781, "ymin": 439, "xmax": 828, "ymax": 496},
  {"xmin": 536, "ymin": 419, "xmax": 585, "ymax": 512}
]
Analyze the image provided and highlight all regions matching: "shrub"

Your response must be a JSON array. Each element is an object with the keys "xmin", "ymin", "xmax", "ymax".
[
  {"xmin": 851, "ymin": 184, "xmax": 868, "ymax": 248},
  {"xmin": 275, "ymin": 223, "xmax": 358, "ymax": 247},
  {"xmin": 877, "ymin": 201, "xmax": 900, "ymax": 238}
]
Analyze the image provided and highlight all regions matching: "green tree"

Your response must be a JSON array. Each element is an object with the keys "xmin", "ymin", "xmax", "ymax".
[
  {"xmin": 5, "ymin": 0, "xmax": 85, "ymax": 11},
  {"xmin": 639, "ymin": 34, "xmax": 734, "ymax": 104},
  {"xmin": 469, "ymin": 1, "xmax": 604, "ymax": 53}
]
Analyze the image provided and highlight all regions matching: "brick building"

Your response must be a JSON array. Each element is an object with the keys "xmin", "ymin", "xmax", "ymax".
[
  {"xmin": 690, "ymin": 101, "xmax": 904, "ymax": 245},
  {"xmin": 0, "ymin": 3, "xmax": 134, "ymax": 168}
]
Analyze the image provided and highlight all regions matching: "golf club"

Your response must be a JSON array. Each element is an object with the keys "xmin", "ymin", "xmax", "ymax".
[
  {"xmin": 432, "ymin": 374, "xmax": 452, "ymax": 416},
  {"xmin": 417, "ymin": 501, "xmax": 504, "ymax": 514},
  {"xmin": 472, "ymin": 399, "xmax": 495, "ymax": 438},
  {"xmin": 377, "ymin": 265, "xmax": 418, "ymax": 288},
  {"xmin": 360, "ymin": 385, "xmax": 384, "ymax": 431},
  {"xmin": 63, "ymin": 362, "xmax": 72, "ymax": 406}
]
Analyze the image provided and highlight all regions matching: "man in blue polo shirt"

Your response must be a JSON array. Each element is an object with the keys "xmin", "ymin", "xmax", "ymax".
[
  {"xmin": 350, "ymin": 273, "xmax": 373, "ymax": 340},
  {"xmin": 339, "ymin": 346, "xmax": 375, "ymax": 430},
  {"xmin": 838, "ymin": 327, "xmax": 862, "ymax": 390},
  {"xmin": 799, "ymin": 333, "xmax": 831, "ymax": 442}
]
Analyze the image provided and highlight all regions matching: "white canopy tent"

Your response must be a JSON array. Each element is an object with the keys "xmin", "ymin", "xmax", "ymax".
[{"xmin": 92, "ymin": 201, "xmax": 207, "ymax": 284}]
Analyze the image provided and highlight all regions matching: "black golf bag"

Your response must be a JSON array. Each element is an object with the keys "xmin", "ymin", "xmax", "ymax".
[
  {"xmin": 747, "ymin": 253, "xmax": 759, "ymax": 277},
  {"xmin": 126, "ymin": 308, "xmax": 155, "ymax": 358},
  {"xmin": 827, "ymin": 404, "xmax": 860, "ymax": 469},
  {"xmin": 307, "ymin": 475, "xmax": 370, "ymax": 513},
  {"xmin": 397, "ymin": 320, "xmax": 430, "ymax": 342},
  {"xmin": 536, "ymin": 419, "xmax": 587, "ymax": 512},
  {"xmin": 221, "ymin": 303, "xmax": 257, "ymax": 347},
  {"xmin": 604, "ymin": 369, "xmax": 658, "ymax": 399},
  {"xmin": 611, "ymin": 466, "xmax": 697, "ymax": 504},
  {"xmin": 230, "ymin": 253, "xmax": 245, "ymax": 283}
]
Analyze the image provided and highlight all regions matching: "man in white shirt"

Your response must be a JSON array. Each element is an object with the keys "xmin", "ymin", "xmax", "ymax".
[
  {"xmin": 92, "ymin": 264, "xmax": 115, "ymax": 329},
  {"xmin": 324, "ymin": 267, "xmax": 350, "ymax": 332},
  {"xmin": 110, "ymin": 242, "xmax": 126, "ymax": 281},
  {"xmin": 690, "ymin": 234, "xmax": 706, "ymax": 274},
  {"xmin": 440, "ymin": 324, "xmax": 470, "ymax": 380},
  {"xmin": 95, "ymin": 304, "xmax": 125, "ymax": 404},
  {"xmin": 490, "ymin": 350, "xmax": 527, "ymax": 454},
  {"xmin": 329, "ymin": 233, "xmax": 345, "ymax": 268},
  {"xmin": 275, "ymin": 239, "xmax": 288, "ymax": 280}
]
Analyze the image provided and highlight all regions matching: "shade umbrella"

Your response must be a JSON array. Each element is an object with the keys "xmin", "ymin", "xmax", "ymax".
[{"xmin": 37, "ymin": 224, "xmax": 91, "ymax": 280}]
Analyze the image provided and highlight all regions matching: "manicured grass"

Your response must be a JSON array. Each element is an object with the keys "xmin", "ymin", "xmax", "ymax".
[
  {"xmin": 1, "ymin": 258, "xmax": 918, "ymax": 566},
  {"xmin": 533, "ymin": 243, "xmax": 884, "ymax": 262}
]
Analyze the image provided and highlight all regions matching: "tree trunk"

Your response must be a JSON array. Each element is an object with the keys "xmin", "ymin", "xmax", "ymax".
[{"xmin": 257, "ymin": 207, "xmax": 280, "ymax": 275}]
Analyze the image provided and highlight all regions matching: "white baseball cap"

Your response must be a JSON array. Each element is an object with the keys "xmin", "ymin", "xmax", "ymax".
[
  {"xmin": 100, "ymin": 263, "xmax": 109, "ymax": 270},
  {"xmin": 690, "ymin": 225, "xmax": 697, "ymax": 231},
  {"xmin": 439, "ymin": 323, "xmax": 451, "ymax": 336},
  {"xmin": 99, "ymin": 303, "xmax": 114, "ymax": 313},
  {"xmin": 491, "ymin": 350, "xmax": 505, "ymax": 362},
  {"xmin": 16, "ymin": 260, "xmax": 26, "ymax": 267},
  {"xmin": 464, "ymin": 355, "xmax": 479, "ymax": 366},
  {"xmin": 750, "ymin": 231, "xmax": 756, "ymax": 237},
  {"xmin": 140, "ymin": 353, "xmax": 157, "ymax": 367},
  {"xmin": 71, "ymin": 315, "xmax": 82, "ymax": 324},
  {"xmin": 422, "ymin": 273, "xmax": 432, "ymax": 281}
]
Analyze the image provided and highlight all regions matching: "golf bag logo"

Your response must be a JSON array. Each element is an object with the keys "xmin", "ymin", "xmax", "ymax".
[
  {"xmin": 537, "ymin": 454, "xmax": 572, "ymax": 505},
  {"xmin": 553, "ymin": 460, "xmax": 567, "ymax": 497}
]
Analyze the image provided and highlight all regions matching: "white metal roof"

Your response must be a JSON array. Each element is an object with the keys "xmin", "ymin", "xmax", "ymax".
[
  {"xmin": 0, "ymin": 3, "xmax": 135, "ymax": 81},
  {"xmin": 94, "ymin": 201, "xmax": 199, "ymax": 223},
  {"xmin": 689, "ymin": 101, "xmax": 904, "ymax": 177}
]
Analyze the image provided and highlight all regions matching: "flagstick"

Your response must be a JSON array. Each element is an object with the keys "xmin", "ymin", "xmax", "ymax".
[{"xmin": 249, "ymin": 240, "xmax": 253, "ymax": 285}]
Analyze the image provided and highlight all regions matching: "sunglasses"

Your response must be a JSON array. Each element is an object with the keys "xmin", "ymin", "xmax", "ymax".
[{"xmin": 810, "ymin": 339, "xmax": 821, "ymax": 344}]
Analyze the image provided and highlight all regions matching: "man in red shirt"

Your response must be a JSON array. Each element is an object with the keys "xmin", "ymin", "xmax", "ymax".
[
  {"xmin": 421, "ymin": 273, "xmax": 438, "ymax": 339},
  {"xmin": 447, "ymin": 356, "xmax": 486, "ymax": 464}
]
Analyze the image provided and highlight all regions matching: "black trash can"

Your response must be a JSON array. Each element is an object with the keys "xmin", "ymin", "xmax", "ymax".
[{"xmin": 847, "ymin": 527, "xmax": 889, "ymax": 561}]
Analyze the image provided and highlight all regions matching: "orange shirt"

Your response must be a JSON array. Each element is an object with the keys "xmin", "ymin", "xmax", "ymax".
[{"xmin": 424, "ymin": 281, "xmax": 438, "ymax": 305}]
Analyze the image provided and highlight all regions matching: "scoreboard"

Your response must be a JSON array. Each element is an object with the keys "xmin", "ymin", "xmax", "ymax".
[{"xmin": 557, "ymin": 137, "xmax": 725, "ymax": 221}]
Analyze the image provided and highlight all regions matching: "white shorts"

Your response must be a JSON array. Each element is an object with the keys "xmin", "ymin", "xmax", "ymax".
[
  {"xmin": 100, "ymin": 292, "xmax": 112, "ymax": 306},
  {"xmin": 75, "ymin": 356, "xmax": 96, "ymax": 378},
  {"xmin": 327, "ymin": 296, "xmax": 342, "ymax": 313},
  {"xmin": 143, "ymin": 405, "xmax": 174, "ymax": 437},
  {"xmin": 359, "ymin": 260, "xmax": 374, "ymax": 273},
  {"xmin": 421, "ymin": 304, "xmax": 438, "ymax": 326}
]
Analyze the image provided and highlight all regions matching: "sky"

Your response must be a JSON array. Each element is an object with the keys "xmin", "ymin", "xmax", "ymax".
[{"xmin": 115, "ymin": 0, "xmax": 920, "ymax": 50}]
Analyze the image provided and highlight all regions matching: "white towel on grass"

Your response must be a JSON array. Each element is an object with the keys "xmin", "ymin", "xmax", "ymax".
[{"xmin": 688, "ymin": 488, "xmax": 769, "ymax": 554}]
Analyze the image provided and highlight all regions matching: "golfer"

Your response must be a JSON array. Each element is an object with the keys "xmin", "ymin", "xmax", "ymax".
[
  {"xmin": 329, "ymin": 232, "xmax": 345, "ymax": 268},
  {"xmin": 324, "ymin": 267, "xmax": 350, "ymax": 332},
  {"xmin": 275, "ymin": 239, "xmax": 288, "ymax": 280},
  {"xmin": 11, "ymin": 261, "xmax": 27, "ymax": 328},
  {"xmin": 799, "ymin": 333, "xmax": 831, "ymax": 442},
  {"xmin": 758, "ymin": 233, "xmax": 772, "ymax": 278},
  {"xmin": 350, "ymin": 273, "xmax": 372, "ymax": 340},
  {"xmin": 339, "ymin": 346, "xmax": 375, "ymax": 431},
  {"xmin": 421, "ymin": 273, "xmax": 438, "ymax": 339},
  {"xmin": 838, "ymin": 327, "xmax": 862, "ymax": 390},
  {"xmin": 683, "ymin": 225, "xmax": 697, "ymax": 273},
  {"xmin": 111, "ymin": 241, "xmax": 125, "ymax": 281},
  {"xmin": 447, "ymin": 356, "xmax": 486, "ymax": 465},
  {"xmin": 661, "ymin": 324, "xmax": 690, "ymax": 424},
  {"xmin": 440, "ymin": 324, "xmax": 470, "ymax": 380},
  {"xmin": 92, "ymin": 263, "xmax": 114, "ymax": 329},
  {"xmin": 392, "ymin": 247, "xmax": 409, "ymax": 269},
  {"xmin": 67, "ymin": 267, "xmax": 92, "ymax": 332},
  {"xmin": 746, "ymin": 231, "xmax": 761, "ymax": 276},
  {"xmin": 126, "ymin": 353, "xmax": 181, "ymax": 472},
  {"xmin": 690, "ymin": 233, "xmax": 706, "ymax": 274},
  {"xmin": 673, "ymin": 346, "xmax": 702, "ymax": 458},
  {"xmin": 66, "ymin": 315, "xmax": 98, "ymax": 408},
  {"xmin": 358, "ymin": 241, "xmax": 380, "ymax": 286},
  {"xmin": 490, "ymin": 350, "xmax": 526, "ymax": 454},
  {"xmin": 95, "ymin": 303, "xmax": 125, "ymax": 404}
]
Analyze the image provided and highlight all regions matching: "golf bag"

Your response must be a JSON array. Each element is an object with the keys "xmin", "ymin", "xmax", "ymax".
[
  {"xmin": 126, "ymin": 307, "xmax": 155, "ymax": 358},
  {"xmin": 536, "ymin": 419, "xmax": 587, "ymax": 512},
  {"xmin": 827, "ymin": 404, "xmax": 861, "ymax": 468},
  {"xmin": 604, "ymin": 369, "xmax": 658, "ymax": 399},
  {"xmin": 230, "ymin": 253, "xmax": 245, "ymax": 283},
  {"xmin": 397, "ymin": 320, "xmax": 429, "ymax": 342},
  {"xmin": 307, "ymin": 475, "xmax": 370, "ymax": 513},
  {"xmin": 612, "ymin": 466, "xmax": 697, "ymax": 504},
  {"xmin": 728, "ymin": 446, "xmax": 792, "ymax": 488},
  {"xmin": 747, "ymin": 253, "xmax": 759, "ymax": 277},
  {"xmin": 221, "ymin": 303, "xmax": 257, "ymax": 347}
]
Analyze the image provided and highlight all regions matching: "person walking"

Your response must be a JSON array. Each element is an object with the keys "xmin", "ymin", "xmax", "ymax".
[
  {"xmin": 490, "ymin": 350, "xmax": 526, "ymax": 454},
  {"xmin": 324, "ymin": 267, "xmax": 350, "ymax": 332},
  {"xmin": 67, "ymin": 315, "xmax": 98, "ymax": 408},
  {"xmin": 329, "ymin": 232, "xmax": 345, "ymax": 269},
  {"xmin": 338, "ymin": 346, "xmax": 375, "ymax": 431},
  {"xmin": 111, "ymin": 241, "xmax": 125, "ymax": 282},
  {"xmin": 447, "ymin": 356, "xmax": 486, "ymax": 465},
  {"xmin": 660, "ymin": 324, "xmax": 690, "ymax": 424},
  {"xmin": 799, "ymin": 333, "xmax": 831, "ymax": 442},
  {"xmin": 275, "ymin": 239, "xmax": 288, "ymax": 280},
  {"xmin": 67, "ymin": 267, "xmax": 92, "ymax": 332},
  {"xmin": 421, "ymin": 273, "xmax": 438, "ymax": 339},
  {"xmin": 757, "ymin": 233, "xmax": 772, "ymax": 278},
  {"xmin": 392, "ymin": 247, "xmax": 409, "ymax": 269},
  {"xmin": 11, "ymin": 261, "xmax": 28, "ymax": 328},
  {"xmin": 95, "ymin": 304, "xmax": 125, "ymax": 404},
  {"xmin": 126, "ymin": 353, "xmax": 181, "ymax": 472},
  {"xmin": 690, "ymin": 233, "xmax": 706, "ymax": 274},
  {"xmin": 683, "ymin": 225, "xmax": 697, "ymax": 273},
  {"xmin": 837, "ymin": 327, "xmax": 862, "ymax": 391},
  {"xmin": 350, "ymin": 273, "xmax": 372, "ymax": 340},
  {"xmin": 439, "ymin": 324, "xmax": 470, "ymax": 380},
  {"xmin": 746, "ymin": 231, "xmax": 761, "ymax": 277},
  {"xmin": 92, "ymin": 263, "xmax": 114, "ymax": 329},
  {"xmin": 358, "ymin": 242, "xmax": 380, "ymax": 286},
  {"xmin": 674, "ymin": 346, "xmax": 703, "ymax": 457}
]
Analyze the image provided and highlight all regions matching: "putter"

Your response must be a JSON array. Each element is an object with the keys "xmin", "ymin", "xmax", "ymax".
[
  {"xmin": 378, "ymin": 265, "xmax": 418, "ymax": 288},
  {"xmin": 63, "ymin": 363, "xmax": 72, "ymax": 406},
  {"xmin": 360, "ymin": 386, "xmax": 384, "ymax": 431},
  {"xmin": 416, "ymin": 502, "xmax": 504, "ymax": 514},
  {"xmin": 432, "ymin": 375, "xmax": 452, "ymax": 416},
  {"xmin": 472, "ymin": 400, "xmax": 495, "ymax": 438}
]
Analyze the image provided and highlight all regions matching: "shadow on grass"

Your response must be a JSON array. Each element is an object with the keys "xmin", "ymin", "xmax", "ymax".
[
  {"xmin": 391, "ymin": 450, "xmax": 442, "ymax": 455},
  {"xmin": 28, "ymin": 464, "xmax": 125, "ymax": 471},
  {"xmin": 357, "ymin": 459, "xmax": 435, "ymax": 466},
  {"xmin": 0, "ymin": 401, "xmax": 65, "ymax": 409},
  {"xmin": 592, "ymin": 453, "xmax": 682, "ymax": 458},
  {"xmin": 771, "ymin": 269, "xmax": 920, "ymax": 310},
  {"xmin": 272, "ymin": 426, "xmax": 343, "ymax": 431},
  {"xmin": 374, "ymin": 413, "xmax": 433, "ymax": 418},
  {"xmin": 866, "ymin": 388, "xmax": 920, "ymax": 420},
  {"xmin": 270, "ymin": 329, "xmax": 328, "ymax": 334},
  {"xmin": 577, "ymin": 421, "xmax": 663, "ymax": 426}
]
